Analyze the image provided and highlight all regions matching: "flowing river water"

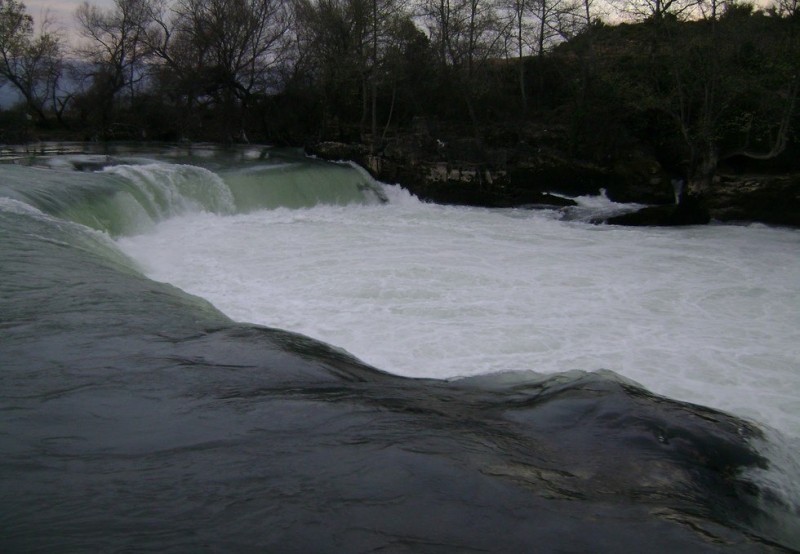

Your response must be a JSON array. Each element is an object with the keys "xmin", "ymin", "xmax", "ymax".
[{"xmin": 1, "ymin": 145, "xmax": 799, "ymax": 551}]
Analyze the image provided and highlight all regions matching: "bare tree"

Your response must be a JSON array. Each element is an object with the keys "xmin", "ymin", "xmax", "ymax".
[
  {"xmin": 498, "ymin": 0, "xmax": 586, "ymax": 113},
  {"xmin": 74, "ymin": 0, "xmax": 153, "ymax": 134},
  {"xmin": 528, "ymin": 0, "xmax": 582, "ymax": 55},
  {"xmin": 778, "ymin": 0, "xmax": 798, "ymax": 15},
  {"xmin": 503, "ymin": 0, "xmax": 532, "ymax": 111},
  {"xmin": 421, "ymin": 0, "xmax": 506, "ymax": 136},
  {"xmin": 162, "ymin": 0, "xmax": 293, "ymax": 141},
  {"xmin": 294, "ymin": 0, "xmax": 402, "ymax": 142},
  {"xmin": 635, "ymin": 3, "xmax": 799, "ymax": 197},
  {"xmin": 421, "ymin": 0, "xmax": 504, "ymax": 69},
  {"xmin": 613, "ymin": 0, "xmax": 701, "ymax": 21},
  {"xmin": 0, "ymin": 0, "xmax": 64, "ymax": 122}
]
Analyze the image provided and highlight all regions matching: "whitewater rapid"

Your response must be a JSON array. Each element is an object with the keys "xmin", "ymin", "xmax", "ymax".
[
  {"xmin": 3, "ymin": 151, "xmax": 800, "ymax": 550},
  {"xmin": 117, "ymin": 185, "xmax": 800, "ymax": 441}
]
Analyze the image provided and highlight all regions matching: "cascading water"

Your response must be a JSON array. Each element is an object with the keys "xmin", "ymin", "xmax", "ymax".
[
  {"xmin": 118, "ymin": 183, "xmax": 800, "ymax": 438},
  {"xmin": 672, "ymin": 178, "xmax": 684, "ymax": 204},
  {"xmin": 221, "ymin": 160, "xmax": 387, "ymax": 211},
  {"xmin": 1, "ymin": 146, "xmax": 798, "ymax": 552},
  {"xmin": 1, "ymin": 151, "xmax": 385, "ymax": 236},
  {"xmin": 103, "ymin": 163, "xmax": 237, "ymax": 219}
]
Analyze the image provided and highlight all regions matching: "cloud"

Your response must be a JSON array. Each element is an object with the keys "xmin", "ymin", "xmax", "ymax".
[{"xmin": 22, "ymin": 0, "xmax": 114, "ymax": 44}]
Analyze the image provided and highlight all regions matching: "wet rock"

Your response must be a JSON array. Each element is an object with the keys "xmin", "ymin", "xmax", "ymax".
[
  {"xmin": 604, "ymin": 197, "xmax": 711, "ymax": 226},
  {"xmin": 707, "ymin": 174, "xmax": 800, "ymax": 227},
  {"xmin": 306, "ymin": 136, "xmax": 800, "ymax": 227},
  {"xmin": 306, "ymin": 141, "xmax": 369, "ymax": 161},
  {"xmin": 308, "ymin": 137, "xmax": 672, "ymax": 209}
]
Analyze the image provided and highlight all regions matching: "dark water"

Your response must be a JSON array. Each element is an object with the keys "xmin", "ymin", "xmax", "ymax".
[{"xmin": 1, "ymin": 147, "xmax": 798, "ymax": 552}]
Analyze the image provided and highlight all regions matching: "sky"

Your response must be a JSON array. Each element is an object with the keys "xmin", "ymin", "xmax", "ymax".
[
  {"xmin": 15, "ymin": 0, "xmax": 783, "ymax": 49},
  {"xmin": 22, "ymin": 0, "xmax": 114, "ymax": 43}
]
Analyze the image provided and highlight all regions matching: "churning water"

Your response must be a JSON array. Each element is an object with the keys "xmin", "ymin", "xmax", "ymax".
[
  {"xmin": 118, "ymin": 178, "xmax": 800, "ymax": 440},
  {"xmin": 2, "ymin": 145, "xmax": 799, "ymax": 552}
]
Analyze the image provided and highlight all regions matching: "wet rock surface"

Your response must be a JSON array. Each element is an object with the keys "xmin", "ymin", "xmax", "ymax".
[
  {"xmin": 604, "ymin": 198, "xmax": 712, "ymax": 226},
  {"xmin": 308, "ymin": 138, "xmax": 799, "ymax": 227},
  {"xmin": 307, "ymin": 135, "xmax": 674, "ymax": 210},
  {"xmin": 706, "ymin": 174, "xmax": 800, "ymax": 227}
]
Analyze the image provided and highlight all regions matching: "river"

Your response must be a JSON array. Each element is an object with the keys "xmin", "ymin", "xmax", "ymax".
[{"xmin": 1, "ymin": 144, "xmax": 798, "ymax": 551}]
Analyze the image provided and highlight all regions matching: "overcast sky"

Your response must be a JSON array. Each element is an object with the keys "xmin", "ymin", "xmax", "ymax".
[
  {"xmin": 23, "ymin": 0, "xmax": 114, "ymax": 44},
  {"xmin": 18, "ymin": 0, "xmax": 782, "ymax": 47}
]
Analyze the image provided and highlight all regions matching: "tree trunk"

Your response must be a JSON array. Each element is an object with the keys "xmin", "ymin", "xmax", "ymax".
[
  {"xmin": 370, "ymin": 0, "xmax": 378, "ymax": 154},
  {"xmin": 517, "ymin": 10, "xmax": 527, "ymax": 114},
  {"xmin": 685, "ymin": 144, "xmax": 719, "ymax": 201}
]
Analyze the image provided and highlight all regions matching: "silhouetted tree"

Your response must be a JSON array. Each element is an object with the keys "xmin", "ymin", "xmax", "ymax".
[
  {"xmin": 421, "ymin": 0, "xmax": 506, "ymax": 140},
  {"xmin": 74, "ymin": 0, "xmax": 153, "ymax": 136},
  {"xmin": 166, "ymin": 0, "xmax": 293, "ymax": 141},
  {"xmin": 0, "ymin": 0, "xmax": 65, "ymax": 123},
  {"xmin": 600, "ymin": 2, "xmax": 798, "ymax": 198}
]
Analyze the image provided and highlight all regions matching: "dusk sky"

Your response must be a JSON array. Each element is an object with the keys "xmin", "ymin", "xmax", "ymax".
[
  {"xmin": 23, "ymin": 0, "xmax": 114, "ymax": 42},
  {"xmin": 18, "ymin": 0, "xmax": 780, "ymax": 39},
  {"xmin": 10, "ymin": 0, "xmax": 782, "ymax": 53}
]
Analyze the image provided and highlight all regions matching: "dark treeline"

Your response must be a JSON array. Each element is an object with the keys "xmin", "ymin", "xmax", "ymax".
[{"xmin": 1, "ymin": 0, "xmax": 799, "ymax": 194}]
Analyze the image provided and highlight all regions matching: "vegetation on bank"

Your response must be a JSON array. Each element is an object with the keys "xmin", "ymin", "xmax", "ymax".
[{"xmin": 1, "ymin": 0, "xmax": 799, "ymax": 203}]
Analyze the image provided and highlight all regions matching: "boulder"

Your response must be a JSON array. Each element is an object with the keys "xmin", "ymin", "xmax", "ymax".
[
  {"xmin": 306, "ymin": 135, "xmax": 800, "ymax": 228},
  {"xmin": 604, "ymin": 198, "xmax": 711, "ymax": 226},
  {"xmin": 706, "ymin": 174, "xmax": 800, "ymax": 227},
  {"xmin": 307, "ymin": 135, "xmax": 673, "ymax": 210}
]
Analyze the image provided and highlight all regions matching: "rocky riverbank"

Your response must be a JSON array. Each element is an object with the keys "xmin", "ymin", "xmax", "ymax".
[
  {"xmin": 308, "ymin": 132, "xmax": 800, "ymax": 228},
  {"xmin": 308, "ymin": 132, "xmax": 672, "ymax": 208}
]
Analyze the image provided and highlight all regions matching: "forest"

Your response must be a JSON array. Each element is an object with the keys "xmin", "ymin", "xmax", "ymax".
[{"xmin": 1, "ymin": 0, "xmax": 799, "ymax": 199}]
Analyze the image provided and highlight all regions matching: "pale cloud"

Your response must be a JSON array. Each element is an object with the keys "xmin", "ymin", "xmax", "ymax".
[{"xmin": 22, "ymin": 0, "xmax": 114, "ymax": 45}]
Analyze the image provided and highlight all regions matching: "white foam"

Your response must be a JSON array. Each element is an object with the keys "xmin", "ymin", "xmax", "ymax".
[
  {"xmin": 104, "ymin": 163, "xmax": 236, "ymax": 218},
  {"xmin": 117, "ymin": 197, "xmax": 800, "ymax": 441},
  {"xmin": 0, "ymin": 196, "xmax": 48, "ymax": 216}
]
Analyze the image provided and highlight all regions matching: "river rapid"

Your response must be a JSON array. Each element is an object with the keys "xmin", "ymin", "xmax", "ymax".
[{"xmin": 1, "ymin": 144, "xmax": 798, "ymax": 552}]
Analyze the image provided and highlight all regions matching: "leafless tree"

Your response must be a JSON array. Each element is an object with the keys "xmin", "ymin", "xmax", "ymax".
[
  {"xmin": 293, "ymin": 0, "xmax": 406, "ymax": 145},
  {"xmin": 166, "ymin": 0, "xmax": 293, "ymax": 140},
  {"xmin": 0, "ymin": 0, "xmax": 65, "ymax": 122},
  {"xmin": 614, "ymin": 0, "xmax": 701, "ymax": 21},
  {"xmin": 74, "ymin": 0, "xmax": 153, "ymax": 132},
  {"xmin": 420, "ymin": 0, "xmax": 506, "ymax": 138}
]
